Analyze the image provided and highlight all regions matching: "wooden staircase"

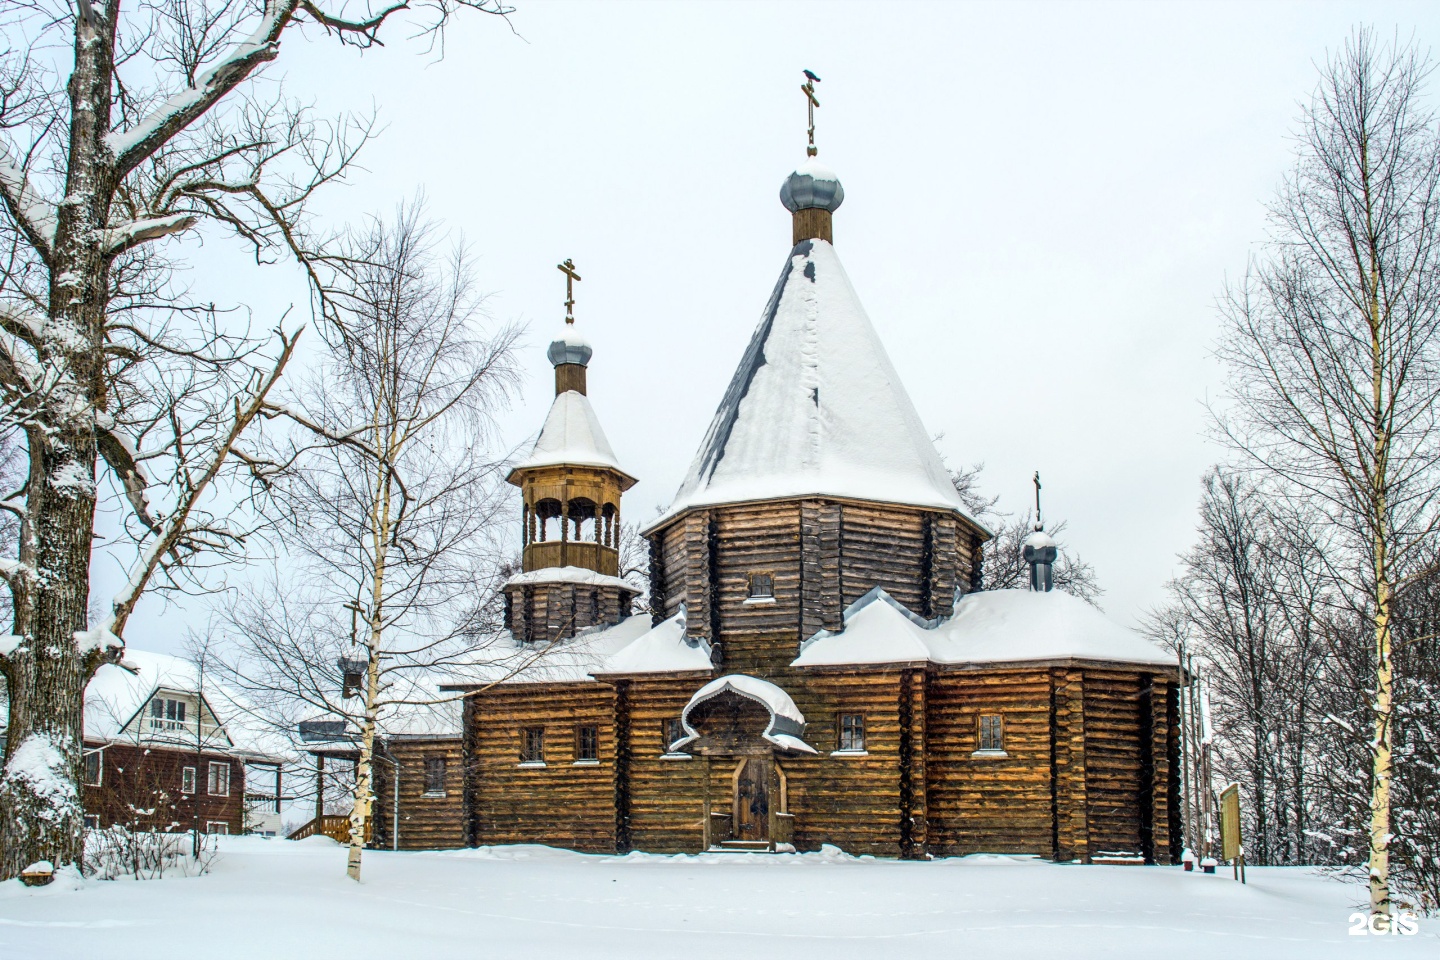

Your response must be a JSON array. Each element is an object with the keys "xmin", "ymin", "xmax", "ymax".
[{"xmin": 287, "ymin": 814, "xmax": 372, "ymax": 843}]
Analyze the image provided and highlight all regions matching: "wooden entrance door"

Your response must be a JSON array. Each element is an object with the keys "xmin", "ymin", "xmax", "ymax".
[{"xmin": 733, "ymin": 757, "xmax": 771, "ymax": 842}]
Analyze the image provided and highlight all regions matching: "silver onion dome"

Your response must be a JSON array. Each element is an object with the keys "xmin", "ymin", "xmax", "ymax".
[
  {"xmin": 780, "ymin": 158, "xmax": 845, "ymax": 213},
  {"xmin": 547, "ymin": 327, "xmax": 593, "ymax": 367}
]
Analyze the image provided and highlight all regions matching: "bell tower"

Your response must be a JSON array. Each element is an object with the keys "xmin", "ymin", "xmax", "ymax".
[{"xmin": 502, "ymin": 261, "xmax": 640, "ymax": 644}]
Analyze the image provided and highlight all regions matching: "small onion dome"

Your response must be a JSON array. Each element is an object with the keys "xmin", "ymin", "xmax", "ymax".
[
  {"xmin": 1021, "ymin": 525, "xmax": 1057, "ymax": 554},
  {"xmin": 780, "ymin": 157, "xmax": 845, "ymax": 213},
  {"xmin": 547, "ymin": 326, "xmax": 593, "ymax": 367}
]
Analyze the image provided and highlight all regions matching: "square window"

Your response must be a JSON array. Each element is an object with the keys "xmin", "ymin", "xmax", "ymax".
[
  {"xmin": 206, "ymin": 821, "xmax": 230, "ymax": 835},
  {"xmin": 747, "ymin": 572, "xmax": 774, "ymax": 599},
  {"xmin": 181, "ymin": 766, "xmax": 196, "ymax": 795},
  {"xmin": 838, "ymin": 714, "xmax": 866, "ymax": 752},
  {"xmin": 83, "ymin": 749, "xmax": 102, "ymax": 786},
  {"xmin": 424, "ymin": 757, "xmax": 446, "ymax": 795},
  {"xmin": 978, "ymin": 714, "xmax": 1004, "ymax": 753},
  {"xmin": 521, "ymin": 727, "xmax": 545, "ymax": 764},
  {"xmin": 576, "ymin": 725, "xmax": 599, "ymax": 762},
  {"xmin": 208, "ymin": 761, "xmax": 230, "ymax": 797},
  {"xmin": 662, "ymin": 718, "xmax": 684, "ymax": 752}
]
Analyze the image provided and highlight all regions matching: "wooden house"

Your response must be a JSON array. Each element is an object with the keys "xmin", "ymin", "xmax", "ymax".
[
  {"xmin": 19, "ymin": 648, "xmax": 287, "ymax": 836},
  {"xmin": 423, "ymin": 153, "xmax": 1183, "ymax": 862}
]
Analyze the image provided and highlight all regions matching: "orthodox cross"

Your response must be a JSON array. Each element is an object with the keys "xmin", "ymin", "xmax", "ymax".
[
  {"xmin": 801, "ymin": 69, "xmax": 821, "ymax": 157},
  {"xmin": 1033, "ymin": 471, "xmax": 1043, "ymax": 527},
  {"xmin": 557, "ymin": 258, "xmax": 581, "ymax": 325}
]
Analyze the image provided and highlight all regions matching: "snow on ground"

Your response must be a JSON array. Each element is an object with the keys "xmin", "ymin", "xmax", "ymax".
[{"xmin": 1, "ymin": 837, "xmax": 1433, "ymax": 959}]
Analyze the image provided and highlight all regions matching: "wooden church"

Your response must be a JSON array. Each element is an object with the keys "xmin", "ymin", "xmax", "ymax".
[{"xmin": 421, "ymin": 105, "xmax": 1183, "ymax": 863}]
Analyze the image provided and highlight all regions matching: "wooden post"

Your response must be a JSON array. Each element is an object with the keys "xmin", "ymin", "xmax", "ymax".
[
  {"xmin": 766, "ymin": 759, "xmax": 778, "ymax": 852},
  {"xmin": 702, "ymin": 756, "xmax": 712, "ymax": 851},
  {"xmin": 314, "ymin": 754, "xmax": 325, "ymax": 825}
]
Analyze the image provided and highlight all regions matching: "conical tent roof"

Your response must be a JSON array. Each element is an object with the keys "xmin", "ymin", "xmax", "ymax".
[
  {"xmin": 645, "ymin": 239, "xmax": 974, "ymax": 532},
  {"xmin": 509, "ymin": 390, "xmax": 629, "ymax": 480}
]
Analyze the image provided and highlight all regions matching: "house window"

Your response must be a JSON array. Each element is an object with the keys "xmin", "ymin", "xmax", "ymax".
[
  {"xmin": 978, "ymin": 714, "xmax": 1004, "ymax": 753},
  {"xmin": 208, "ymin": 761, "xmax": 230, "ymax": 797},
  {"xmin": 575, "ymin": 725, "xmax": 599, "ymax": 762},
  {"xmin": 148, "ymin": 697, "xmax": 187, "ymax": 731},
  {"xmin": 838, "ymin": 714, "xmax": 866, "ymax": 752},
  {"xmin": 83, "ymin": 814, "xmax": 99, "ymax": 830},
  {"xmin": 83, "ymin": 749, "xmax": 102, "ymax": 786},
  {"xmin": 424, "ymin": 757, "xmax": 446, "ymax": 796},
  {"xmin": 662, "ymin": 718, "xmax": 684, "ymax": 752},
  {"xmin": 521, "ymin": 727, "xmax": 545, "ymax": 764},
  {"xmin": 746, "ymin": 572, "xmax": 775, "ymax": 600},
  {"xmin": 181, "ymin": 766, "xmax": 197, "ymax": 795},
  {"xmin": 206, "ymin": 821, "xmax": 230, "ymax": 835}
]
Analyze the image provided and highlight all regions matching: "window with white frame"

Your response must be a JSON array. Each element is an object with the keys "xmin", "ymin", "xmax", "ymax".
[
  {"xmin": 83, "ymin": 749, "xmax": 102, "ymax": 786},
  {"xmin": 208, "ymin": 761, "xmax": 230, "ymax": 796},
  {"xmin": 83, "ymin": 814, "xmax": 99, "ymax": 830},
  {"xmin": 206, "ymin": 821, "xmax": 230, "ymax": 835},
  {"xmin": 182, "ymin": 766, "xmax": 197, "ymax": 794},
  {"xmin": 148, "ymin": 696, "xmax": 187, "ymax": 731}
]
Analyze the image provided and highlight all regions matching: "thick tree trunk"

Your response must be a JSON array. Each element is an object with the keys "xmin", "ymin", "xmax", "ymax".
[{"xmin": 0, "ymin": 10, "xmax": 116, "ymax": 880}]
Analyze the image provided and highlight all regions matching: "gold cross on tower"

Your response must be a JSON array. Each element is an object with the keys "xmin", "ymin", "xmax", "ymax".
[
  {"xmin": 801, "ymin": 69, "xmax": 821, "ymax": 157},
  {"xmin": 557, "ymin": 258, "xmax": 582, "ymax": 325}
]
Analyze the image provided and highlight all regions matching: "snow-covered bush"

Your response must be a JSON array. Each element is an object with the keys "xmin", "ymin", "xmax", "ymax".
[{"xmin": 81, "ymin": 826, "xmax": 217, "ymax": 881}]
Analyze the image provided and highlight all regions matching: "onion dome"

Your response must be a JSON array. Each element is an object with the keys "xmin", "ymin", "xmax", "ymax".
[
  {"xmin": 780, "ymin": 157, "xmax": 845, "ymax": 213},
  {"xmin": 1022, "ymin": 523, "xmax": 1059, "ymax": 593},
  {"xmin": 547, "ymin": 326, "xmax": 592, "ymax": 368}
]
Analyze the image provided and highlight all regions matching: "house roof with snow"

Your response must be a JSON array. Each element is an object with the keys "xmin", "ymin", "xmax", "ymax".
[
  {"xmin": 643, "ymin": 238, "xmax": 981, "ymax": 534},
  {"xmin": 81, "ymin": 648, "xmax": 286, "ymax": 760},
  {"xmin": 507, "ymin": 389, "xmax": 633, "ymax": 486},
  {"xmin": 792, "ymin": 587, "xmax": 1177, "ymax": 671}
]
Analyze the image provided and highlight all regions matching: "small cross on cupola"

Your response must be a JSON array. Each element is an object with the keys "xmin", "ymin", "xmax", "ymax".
[
  {"xmin": 1023, "ymin": 471, "xmax": 1059, "ymax": 593},
  {"xmin": 781, "ymin": 69, "xmax": 845, "ymax": 247},
  {"xmin": 548, "ymin": 258, "xmax": 593, "ymax": 396}
]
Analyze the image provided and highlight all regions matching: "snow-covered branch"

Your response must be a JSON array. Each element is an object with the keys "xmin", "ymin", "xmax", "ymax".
[
  {"xmin": 101, "ymin": 213, "xmax": 198, "ymax": 257},
  {"xmin": 0, "ymin": 157, "xmax": 57, "ymax": 262},
  {"xmin": 96, "ymin": 425, "xmax": 157, "ymax": 532},
  {"xmin": 107, "ymin": 8, "xmax": 288, "ymax": 178}
]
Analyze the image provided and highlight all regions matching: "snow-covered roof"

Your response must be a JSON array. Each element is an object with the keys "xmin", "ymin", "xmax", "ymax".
[
  {"xmin": 592, "ymin": 612, "xmax": 713, "ymax": 676},
  {"xmin": 442, "ymin": 615, "xmax": 659, "ymax": 687},
  {"xmin": 81, "ymin": 649, "xmax": 284, "ymax": 759},
  {"xmin": 644, "ymin": 239, "xmax": 979, "ymax": 534},
  {"xmin": 503, "ymin": 566, "xmax": 638, "ymax": 594},
  {"xmin": 793, "ymin": 588, "xmax": 1176, "ymax": 671},
  {"xmin": 674, "ymin": 674, "xmax": 817, "ymax": 755},
  {"xmin": 508, "ymin": 390, "xmax": 631, "ymax": 480}
]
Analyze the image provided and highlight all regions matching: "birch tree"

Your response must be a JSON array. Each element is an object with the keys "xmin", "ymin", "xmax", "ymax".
[
  {"xmin": 0, "ymin": 0, "xmax": 511, "ymax": 880},
  {"xmin": 1215, "ymin": 29, "xmax": 1440, "ymax": 921},
  {"xmin": 220, "ymin": 204, "xmax": 520, "ymax": 880}
]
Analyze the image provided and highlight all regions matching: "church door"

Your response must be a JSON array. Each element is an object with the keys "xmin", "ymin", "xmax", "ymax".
[{"xmin": 733, "ymin": 757, "xmax": 771, "ymax": 842}]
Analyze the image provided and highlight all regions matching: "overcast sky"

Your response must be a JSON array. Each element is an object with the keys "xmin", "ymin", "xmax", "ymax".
[{"xmin": 108, "ymin": 0, "xmax": 1440, "ymax": 650}]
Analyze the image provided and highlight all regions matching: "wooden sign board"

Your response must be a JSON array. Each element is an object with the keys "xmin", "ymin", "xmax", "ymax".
[{"xmin": 1219, "ymin": 783, "xmax": 1242, "ymax": 862}]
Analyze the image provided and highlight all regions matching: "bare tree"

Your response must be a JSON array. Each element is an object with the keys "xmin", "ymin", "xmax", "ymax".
[
  {"xmin": 1150, "ymin": 470, "xmax": 1333, "ymax": 865},
  {"xmin": 220, "ymin": 203, "xmax": 520, "ymax": 880},
  {"xmin": 1214, "ymin": 29, "xmax": 1440, "ymax": 920},
  {"xmin": 0, "ymin": 0, "xmax": 512, "ymax": 879},
  {"xmin": 948, "ymin": 461, "xmax": 1102, "ymax": 603}
]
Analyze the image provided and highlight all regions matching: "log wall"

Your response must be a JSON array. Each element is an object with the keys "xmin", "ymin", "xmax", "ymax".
[
  {"xmin": 1082, "ymin": 670, "xmax": 1145, "ymax": 858},
  {"xmin": 924, "ymin": 670, "xmax": 1054, "ymax": 856},
  {"xmin": 464, "ymin": 682, "xmax": 617, "ymax": 852},
  {"xmin": 372, "ymin": 738, "xmax": 466, "ymax": 850}
]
